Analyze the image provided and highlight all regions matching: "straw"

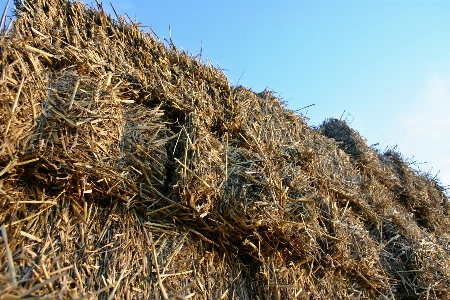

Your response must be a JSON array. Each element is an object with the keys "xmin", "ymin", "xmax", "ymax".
[{"xmin": 0, "ymin": 0, "xmax": 449, "ymax": 298}]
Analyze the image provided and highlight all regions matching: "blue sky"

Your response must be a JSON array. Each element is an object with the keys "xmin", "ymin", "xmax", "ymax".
[{"xmin": 2, "ymin": 0, "xmax": 449, "ymax": 187}]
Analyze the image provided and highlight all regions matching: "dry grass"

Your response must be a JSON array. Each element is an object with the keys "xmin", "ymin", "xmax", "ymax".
[{"xmin": 1, "ymin": 0, "xmax": 449, "ymax": 299}]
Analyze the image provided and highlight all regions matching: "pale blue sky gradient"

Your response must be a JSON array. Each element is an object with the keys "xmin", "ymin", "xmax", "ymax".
[{"xmin": 2, "ymin": 0, "xmax": 449, "ymax": 187}]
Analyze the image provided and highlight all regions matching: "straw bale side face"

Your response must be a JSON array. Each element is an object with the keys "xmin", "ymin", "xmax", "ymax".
[
  {"xmin": 318, "ymin": 119, "xmax": 450, "ymax": 297},
  {"xmin": 0, "ymin": 39, "xmax": 50, "ymax": 163}
]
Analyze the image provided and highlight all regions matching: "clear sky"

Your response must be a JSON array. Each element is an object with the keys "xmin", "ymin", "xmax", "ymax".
[{"xmin": 2, "ymin": 0, "xmax": 449, "ymax": 188}]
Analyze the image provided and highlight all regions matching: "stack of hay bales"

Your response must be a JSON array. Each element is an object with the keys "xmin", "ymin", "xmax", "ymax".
[{"xmin": 1, "ymin": 0, "xmax": 449, "ymax": 299}]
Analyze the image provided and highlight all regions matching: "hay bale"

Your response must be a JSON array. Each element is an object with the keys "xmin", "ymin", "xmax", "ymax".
[{"xmin": 1, "ymin": 0, "xmax": 449, "ymax": 299}]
